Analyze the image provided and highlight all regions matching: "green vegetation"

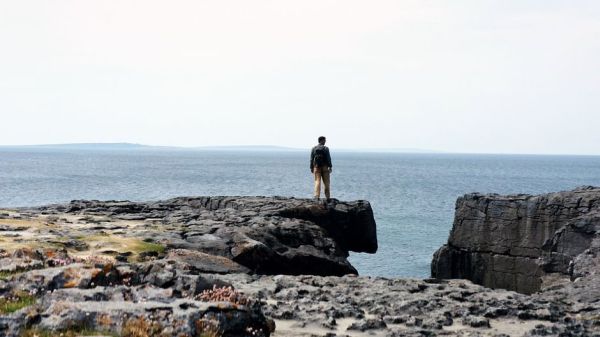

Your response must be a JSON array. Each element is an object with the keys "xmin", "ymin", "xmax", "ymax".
[
  {"xmin": 0, "ymin": 270, "xmax": 22, "ymax": 280},
  {"xmin": 128, "ymin": 241, "xmax": 166, "ymax": 263},
  {"xmin": 134, "ymin": 241, "xmax": 166, "ymax": 255},
  {"xmin": 0, "ymin": 291, "xmax": 36, "ymax": 314}
]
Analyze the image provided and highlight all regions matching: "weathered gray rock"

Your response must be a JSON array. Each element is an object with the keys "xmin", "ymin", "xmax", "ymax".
[
  {"xmin": 432, "ymin": 186, "xmax": 600, "ymax": 294},
  {"xmin": 0, "ymin": 260, "xmax": 272, "ymax": 337},
  {"xmin": 223, "ymin": 273, "xmax": 599, "ymax": 337},
  {"xmin": 166, "ymin": 249, "xmax": 250, "ymax": 274},
  {"xmin": 0, "ymin": 197, "xmax": 377, "ymax": 337},
  {"xmin": 2, "ymin": 194, "xmax": 600, "ymax": 336},
  {"xmin": 36, "ymin": 299, "xmax": 269, "ymax": 337},
  {"xmin": 25, "ymin": 196, "xmax": 377, "ymax": 276},
  {"xmin": 430, "ymin": 186, "xmax": 600, "ymax": 335},
  {"xmin": 541, "ymin": 210, "xmax": 600, "ymax": 276}
]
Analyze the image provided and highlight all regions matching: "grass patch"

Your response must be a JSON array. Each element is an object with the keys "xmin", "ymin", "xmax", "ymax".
[
  {"xmin": 0, "ymin": 270, "xmax": 22, "ymax": 280},
  {"xmin": 129, "ymin": 241, "xmax": 166, "ymax": 262},
  {"xmin": 21, "ymin": 328, "xmax": 118, "ymax": 337},
  {"xmin": 134, "ymin": 241, "xmax": 165, "ymax": 254},
  {"xmin": 0, "ymin": 291, "xmax": 36, "ymax": 314},
  {"xmin": 81, "ymin": 235, "xmax": 166, "ymax": 262},
  {"xmin": 0, "ymin": 219, "xmax": 61, "ymax": 252}
]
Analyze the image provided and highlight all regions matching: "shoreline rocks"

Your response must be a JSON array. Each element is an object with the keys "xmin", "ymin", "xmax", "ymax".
[
  {"xmin": 431, "ymin": 186, "xmax": 600, "ymax": 295},
  {"xmin": 10, "ymin": 197, "xmax": 378, "ymax": 277},
  {"xmin": 431, "ymin": 186, "xmax": 600, "ymax": 335},
  {"xmin": 0, "ymin": 196, "xmax": 378, "ymax": 337},
  {"xmin": 1, "ymin": 193, "xmax": 599, "ymax": 336}
]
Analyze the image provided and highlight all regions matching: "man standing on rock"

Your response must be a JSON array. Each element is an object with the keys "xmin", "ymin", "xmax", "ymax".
[{"xmin": 310, "ymin": 136, "xmax": 333, "ymax": 201}]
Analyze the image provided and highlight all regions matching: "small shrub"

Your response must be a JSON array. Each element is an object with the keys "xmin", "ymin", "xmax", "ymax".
[
  {"xmin": 195, "ymin": 319, "xmax": 222, "ymax": 337},
  {"xmin": 196, "ymin": 285, "xmax": 251, "ymax": 306},
  {"xmin": 122, "ymin": 316, "xmax": 163, "ymax": 337}
]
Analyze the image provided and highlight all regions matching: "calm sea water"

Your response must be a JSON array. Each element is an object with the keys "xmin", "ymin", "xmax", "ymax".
[{"xmin": 2, "ymin": 149, "xmax": 600, "ymax": 278}]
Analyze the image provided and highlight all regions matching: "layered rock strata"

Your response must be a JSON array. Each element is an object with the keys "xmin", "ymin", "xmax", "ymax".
[{"xmin": 432, "ymin": 186, "xmax": 600, "ymax": 295}]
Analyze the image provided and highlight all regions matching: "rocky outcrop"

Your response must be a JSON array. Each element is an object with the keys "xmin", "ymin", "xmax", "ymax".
[
  {"xmin": 432, "ymin": 186, "xmax": 600, "ymax": 295},
  {"xmin": 13, "ymin": 196, "xmax": 377, "ymax": 276},
  {"xmin": 227, "ymin": 274, "xmax": 599, "ymax": 337},
  {"xmin": 0, "ymin": 259, "xmax": 272, "ymax": 337},
  {"xmin": 2, "ymin": 195, "xmax": 600, "ymax": 336},
  {"xmin": 3, "ymin": 253, "xmax": 599, "ymax": 337},
  {"xmin": 0, "ymin": 197, "xmax": 378, "ymax": 337}
]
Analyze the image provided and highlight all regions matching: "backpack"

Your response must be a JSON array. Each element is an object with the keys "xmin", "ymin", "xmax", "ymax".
[{"xmin": 313, "ymin": 145, "xmax": 327, "ymax": 167}]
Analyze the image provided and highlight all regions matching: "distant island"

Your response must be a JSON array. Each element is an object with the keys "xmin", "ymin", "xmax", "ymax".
[
  {"xmin": 0, "ymin": 143, "xmax": 154, "ymax": 151},
  {"xmin": 0, "ymin": 142, "xmax": 441, "ymax": 154}
]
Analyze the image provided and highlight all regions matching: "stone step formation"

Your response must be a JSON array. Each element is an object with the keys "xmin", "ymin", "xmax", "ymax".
[{"xmin": 0, "ymin": 193, "xmax": 599, "ymax": 337}]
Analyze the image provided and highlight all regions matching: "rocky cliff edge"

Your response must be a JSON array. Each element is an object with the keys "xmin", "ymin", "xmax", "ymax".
[
  {"xmin": 0, "ymin": 197, "xmax": 377, "ymax": 337},
  {"xmin": 432, "ymin": 186, "xmax": 600, "ymax": 298},
  {"xmin": 2, "ymin": 194, "xmax": 600, "ymax": 337}
]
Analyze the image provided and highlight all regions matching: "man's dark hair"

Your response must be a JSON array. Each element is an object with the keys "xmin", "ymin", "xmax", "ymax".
[{"xmin": 318, "ymin": 136, "xmax": 326, "ymax": 143}]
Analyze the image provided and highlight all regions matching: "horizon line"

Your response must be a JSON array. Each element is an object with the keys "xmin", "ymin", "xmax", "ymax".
[{"xmin": 0, "ymin": 142, "xmax": 599, "ymax": 157}]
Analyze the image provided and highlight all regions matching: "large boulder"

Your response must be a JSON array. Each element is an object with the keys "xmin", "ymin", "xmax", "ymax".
[{"xmin": 432, "ymin": 186, "xmax": 600, "ymax": 294}]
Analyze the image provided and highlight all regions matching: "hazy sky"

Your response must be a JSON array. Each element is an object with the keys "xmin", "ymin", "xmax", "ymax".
[{"xmin": 1, "ymin": 1, "xmax": 599, "ymax": 154}]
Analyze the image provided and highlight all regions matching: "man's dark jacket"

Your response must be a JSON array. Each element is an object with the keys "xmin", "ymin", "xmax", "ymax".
[{"xmin": 310, "ymin": 144, "xmax": 332, "ymax": 171}]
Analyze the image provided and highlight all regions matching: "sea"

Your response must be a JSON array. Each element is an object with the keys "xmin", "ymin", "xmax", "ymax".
[{"xmin": 2, "ymin": 148, "xmax": 600, "ymax": 278}]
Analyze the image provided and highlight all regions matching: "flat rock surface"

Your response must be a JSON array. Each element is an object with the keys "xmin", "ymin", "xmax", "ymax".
[
  {"xmin": 225, "ymin": 274, "xmax": 600, "ymax": 337},
  {"xmin": 0, "ymin": 196, "xmax": 377, "ymax": 276},
  {"xmin": 0, "ymin": 197, "xmax": 377, "ymax": 337}
]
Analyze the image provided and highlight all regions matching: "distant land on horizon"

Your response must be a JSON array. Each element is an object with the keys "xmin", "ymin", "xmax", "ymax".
[
  {"xmin": 4, "ymin": 143, "xmax": 599, "ymax": 156},
  {"xmin": 0, "ymin": 142, "xmax": 442, "ymax": 154}
]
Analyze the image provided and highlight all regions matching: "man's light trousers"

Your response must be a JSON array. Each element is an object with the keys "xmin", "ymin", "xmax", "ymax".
[{"xmin": 313, "ymin": 166, "xmax": 331, "ymax": 199}]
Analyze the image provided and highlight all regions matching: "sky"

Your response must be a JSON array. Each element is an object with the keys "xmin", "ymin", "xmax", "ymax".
[{"xmin": 1, "ymin": 1, "xmax": 599, "ymax": 154}]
